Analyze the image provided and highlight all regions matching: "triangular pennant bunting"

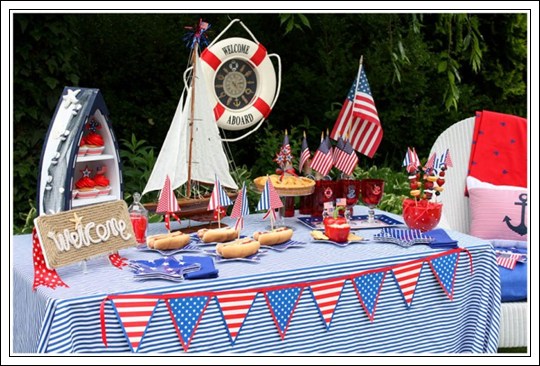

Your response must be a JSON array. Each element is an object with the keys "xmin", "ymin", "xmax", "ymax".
[
  {"xmin": 166, "ymin": 296, "xmax": 210, "ymax": 352},
  {"xmin": 352, "ymin": 271, "xmax": 386, "ymax": 322},
  {"xmin": 310, "ymin": 279, "xmax": 346, "ymax": 330},
  {"xmin": 215, "ymin": 292, "xmax": 258, "ymax": 344},
  {"xmin": 264, "ymin": 287, "xmax": 304, "ymax": 339},
  {"xmin": 111, "ymin": 298, "xmax": 159, "ymax": 352},
  {"xmin": 429, "ymin": 253, "xmax": 459, "ymax": 300},
  {"xmin": 392, "ymin": 261, "xmax": 424, "ymax": 308}
]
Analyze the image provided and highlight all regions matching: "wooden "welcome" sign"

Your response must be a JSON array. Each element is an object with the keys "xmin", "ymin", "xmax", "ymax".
[{"xmin": 34, "ymin": 200, "xmax": 137, "ymax": 269}]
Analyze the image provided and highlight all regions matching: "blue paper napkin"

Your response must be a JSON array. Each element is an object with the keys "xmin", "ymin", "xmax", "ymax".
[
  {"xmin": 424, "ymin": 229, "xmax": 458, "ymax": 249},
  {"xmin": 182, "ymin": 256, "xmax": 219, "ymax": 279}
]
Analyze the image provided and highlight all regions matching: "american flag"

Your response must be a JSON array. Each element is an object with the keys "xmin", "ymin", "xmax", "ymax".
[
  {"xmin": 496, "ymin": 251, "xmax": 525, "ymax": 270},
  {"xmin": 333, "ymin": 137, "xmax": 359, "ymax": 176},
  {"xmin": 392, "ymin": 261, "xmax": 423, "ymax": 307},
  {"xmin": 156, "ymin": 175, "xmax": 180, "ymax": 213},
  {"xmin": 230, "ymin": 182, "xmax": 249, "ymax": 231},
  {"xmin": 402, "ymin": 147, "xmax": 421, "ymax": 172},
  {"xmin": 424, "ymin": 152, "xmax": 437, "ymax": 173},
  {"xmin": 298, "ymin": 133, "xmax": 311, "ymax": 173},
  {"xmin": 215, "ymin": 291, "xmax": 258, "ymax": 344},
  {"xmin": 330, "ymin": 64, "xmax": 383, "ymax": 158},
  {"xmin": 310, "ymin": 135, "xmax": 334, "ymax": 176},
  {"xmin": 310, "ymin": 279, "xmax": 346, "ymax": 329},
  {"xmin": 435, "ymin": 148, "xmax": 453, "ymax": 171},
  {"xmin": 208, "ymin": 175, "xmax": 233, "ymax": 211}
]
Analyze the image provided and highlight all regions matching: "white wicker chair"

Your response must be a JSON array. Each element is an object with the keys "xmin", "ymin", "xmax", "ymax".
[{"xmin": 429, "ymin": 116, "xmax": 528, "ymax": 348}]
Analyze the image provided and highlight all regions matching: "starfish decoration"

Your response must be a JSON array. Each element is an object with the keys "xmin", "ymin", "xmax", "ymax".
[
  {"xmin": 62, "ymin": 89, "xmax": 81, "ymax": 109},
  {"xmin": 69, "ymin": 212, "xmax": 84, "ymax": 230},
  {"xmin": 80, "ymin": 165, "xmax": 92, "ymax": 177}
]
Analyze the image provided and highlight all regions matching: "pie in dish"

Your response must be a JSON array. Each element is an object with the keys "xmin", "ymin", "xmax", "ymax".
[{"xmin": 254, "ymin": 174, "xmax": 315, "ymax": 196}]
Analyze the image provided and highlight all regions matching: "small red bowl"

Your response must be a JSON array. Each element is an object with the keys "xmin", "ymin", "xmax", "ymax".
[{"xmin": 402, "ymin": 198, "xmax": 442, "ymax": 232}]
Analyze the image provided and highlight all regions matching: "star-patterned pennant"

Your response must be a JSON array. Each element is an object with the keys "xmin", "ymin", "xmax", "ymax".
[
  {"xmin": 264, "ymin": 287, "xmax": 304, "ymax": 340},
  {"xmin": 309, "ymin": 278, "xmax": 346, "ymax": 330},
  {"xmin": 166, "ymin": 296, "xmax": 210, "ymax": 352},
  {"xmin": 215, "ymin": 292, "xmax": 258, "ymax": 344},
  {"xmin": 352, "ymin": 271, "xmax": 386, "ymax": 322},
  {"xmin": 32, "ymin": 227, "xmax": 69, "ymax": 290},
  {"xmin": 392, "ymin": 261, "xmax": 424, "ymax": 308},
  {"xmin": 111, "ymin": 298, "xmax": 159, "ymax": 352},
  {"xmin": 429, "ymin": 253, "xmax": 459, "ymax": 300}
]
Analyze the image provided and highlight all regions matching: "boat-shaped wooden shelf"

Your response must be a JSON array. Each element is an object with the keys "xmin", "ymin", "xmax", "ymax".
[{"xmin": 37, "ymin": 87, "xmax": 123, "ymax": 215}]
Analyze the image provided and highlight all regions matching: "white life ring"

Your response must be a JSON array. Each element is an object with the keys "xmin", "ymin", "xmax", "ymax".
[{"xmin": 201, "ymin": 37, "xmax": 277, "ymax": 131}]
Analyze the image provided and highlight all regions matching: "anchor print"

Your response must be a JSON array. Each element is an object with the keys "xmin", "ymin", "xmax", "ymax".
[{"xmin": 503, "ymin": 193, "xmax": 527, "ymax": 236}]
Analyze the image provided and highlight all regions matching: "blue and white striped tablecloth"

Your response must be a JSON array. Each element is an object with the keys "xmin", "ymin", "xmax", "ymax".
[{"xmin": 12, "ymin": 207, "xmax": 501, "ymax": 353}]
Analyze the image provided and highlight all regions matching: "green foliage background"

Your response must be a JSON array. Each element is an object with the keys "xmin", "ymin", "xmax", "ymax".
[{"xmin": 12, "ymin": 13, "xmax": 527, "ymax": 232}]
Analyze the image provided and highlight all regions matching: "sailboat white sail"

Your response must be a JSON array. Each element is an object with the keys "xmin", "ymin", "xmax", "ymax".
[{"xmin": 143, "ymin": 51, "xmax": 238, "ymax": 197}]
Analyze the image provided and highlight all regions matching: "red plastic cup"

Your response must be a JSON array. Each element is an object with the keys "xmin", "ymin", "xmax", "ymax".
[{"xmin": 284, "ymin": 196, "xmax": 295, "ymax": 217}]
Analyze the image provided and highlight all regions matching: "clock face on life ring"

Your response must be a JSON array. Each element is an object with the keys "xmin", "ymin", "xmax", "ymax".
[{"xmin": 214, "ymin": 58, "xmax": 258, "ymax": 110}]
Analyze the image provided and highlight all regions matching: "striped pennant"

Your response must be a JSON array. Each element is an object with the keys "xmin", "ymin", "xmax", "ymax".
[
  {"xmin": 424, "ymin": 152, "xmax": 437, "ymax": 173},
  {"xmin": 256, "ymin": 176, "xmax": 283, "ymax": 211},
  {"xmin": 352, "ymin": 271, "xmax": 386, "ymax": 322},
  {"xmin": 156, "ymin": 175, "xmax": 180, "ymax": 214},
  {"xmin": 166, "ymin": 296, "xmax": 210, "ymax": 352},
  {"xmin": 309, "ymin": 279, "xmax": 346, "ymax": 330},
  {"xmin": 208, "ymin": 175, "xmax": 233, "ymax": 211},
  {"xmin": 215, "ymin": 292, "xmax": 258, "ymax": 344},
  {"xmin": 429, "ymin": 253, "xmax": 459, "ymax": 300},
  {"xmin": 392, "ymin": 261, "xmax": 424, "ymax": 307},
  {"xmin": 111, "ymin": 298, "xmax": 159, "ymax": 352},
  {"xmin": 264, "ymin": 287, "xmax": 304, "ymax": 340}
]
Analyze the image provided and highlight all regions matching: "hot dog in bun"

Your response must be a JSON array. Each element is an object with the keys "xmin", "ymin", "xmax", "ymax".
[
  {"xmin": 252, "ymin": 227, "xmax": 293, "ymax": 246},
  {"xmin": 147, "ymin": 231, "xmax": 191, "ymax": 250},
  {"xmin": 216, "ymin": 238, "xmax": 260, "ymax": 258},
  {"xmin": 197, "ymin": 227, "xmax": 240, "ymax": 243}
]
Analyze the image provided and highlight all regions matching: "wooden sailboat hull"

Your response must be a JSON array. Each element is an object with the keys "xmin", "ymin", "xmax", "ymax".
[{"xmin": 144, "ymin": 193, "xmax": 238, "ymax": 228}]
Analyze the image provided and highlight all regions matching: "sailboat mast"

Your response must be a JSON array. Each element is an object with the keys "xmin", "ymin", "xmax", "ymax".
[{"xmin": 186, "ymin": 42, "xmax": 198, "ymax": 198}]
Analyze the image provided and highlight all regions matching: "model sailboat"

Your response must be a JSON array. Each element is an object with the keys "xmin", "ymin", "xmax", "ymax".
[{"xmin": 142, "ymin": 21, "xmax": 238, "ymax": 216}]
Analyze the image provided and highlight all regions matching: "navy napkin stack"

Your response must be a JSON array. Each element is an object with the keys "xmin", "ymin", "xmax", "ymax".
[
  {"xmin": 182, "ymin": 256, "xmax": 219, "ymax": 279},
  {"xmin": 423, "ymin": 229, "xmax": 458, "ymax": 249}
]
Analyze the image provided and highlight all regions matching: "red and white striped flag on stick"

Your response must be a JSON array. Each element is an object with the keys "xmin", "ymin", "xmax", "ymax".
[
  {"xmin": 156, "ymin": 175, "xmax": 181, "ymax": 231},
  {"xmin": 230, "ymin": 182, "xmax": 250, "ymax": 233}
]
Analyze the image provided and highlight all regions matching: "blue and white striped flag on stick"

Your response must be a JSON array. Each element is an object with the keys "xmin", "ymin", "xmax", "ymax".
[{"xmin": 257, "ymin": 177, "xmax": 283, "ymax": 227}]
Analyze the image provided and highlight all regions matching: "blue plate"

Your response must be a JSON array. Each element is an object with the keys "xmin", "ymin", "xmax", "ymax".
[
  {"xmin": 137, "ymin": 242, "xmax": 202, "ymax": 256},
  {"xmin": 297, "ymin": 214, "xmax": 403, "ymax": 230},
  {"xmin": 311, "ymin": 239, "xmax": 370, "ymax": 247},
  {"xmin": 260, "ymin": 240, "xmax": 306, "ymax": 252},
  {"xmin": 204, "ymin": 249, "xmax": 267, "ymax": 263}
]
